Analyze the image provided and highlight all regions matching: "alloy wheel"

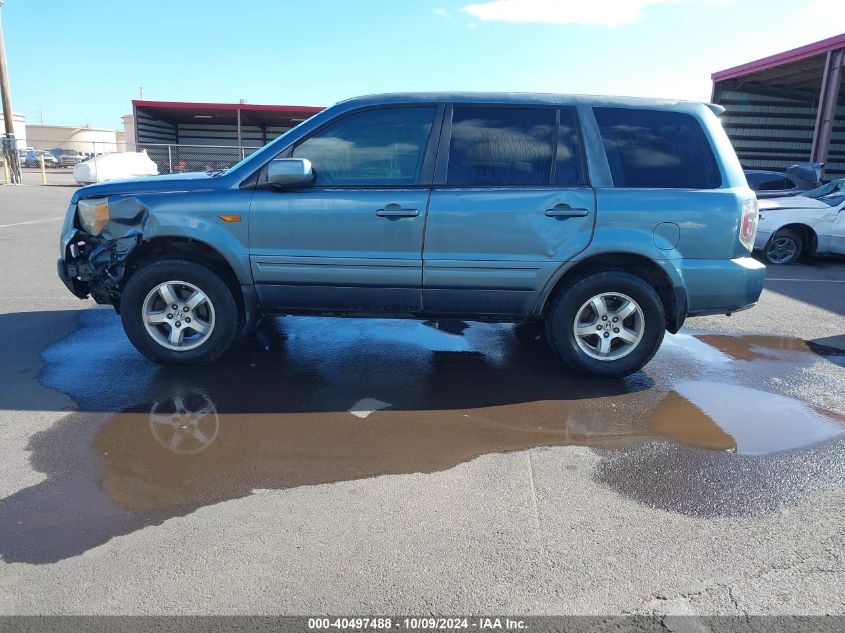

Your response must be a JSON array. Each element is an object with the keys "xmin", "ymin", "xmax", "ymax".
[
  {"xmin": 142, "ymin": 280, "xmax": 216, "ymax": 351},
  {"xmin": 766, "ymin": 236, "xmax": 798, "ymax": 264},
  {"xmin": 573, "ymin": 292, "xmax": 645, "ymax": 361}
]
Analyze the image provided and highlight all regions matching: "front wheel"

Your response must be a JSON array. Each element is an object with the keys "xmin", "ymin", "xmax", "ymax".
[
  {"xmin": 121, "ymin": 258, "xmax": 239, "ymax": 365},
  {"xmin": 545, "ymin": 271, "xmax": 665, "ymax": 377}
]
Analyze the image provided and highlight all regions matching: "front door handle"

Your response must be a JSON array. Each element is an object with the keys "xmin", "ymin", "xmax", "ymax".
[
  {"xmin": 544, "ymin": 204, "xmax": 589, "ymax": 218},
  {"xmin": 376, "ymin": 204, "xmax": 419, "ymax": 218}
]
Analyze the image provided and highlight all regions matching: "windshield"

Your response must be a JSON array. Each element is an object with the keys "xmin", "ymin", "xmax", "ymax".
[{"xmin": 802, "ymin": 179, "xmax": 845, "ymax": 207}]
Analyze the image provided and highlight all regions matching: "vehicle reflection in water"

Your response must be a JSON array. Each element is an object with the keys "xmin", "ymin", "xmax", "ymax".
[{"xmin": 3, "ymin": 313, "xmax": 844, "ymax": 563}]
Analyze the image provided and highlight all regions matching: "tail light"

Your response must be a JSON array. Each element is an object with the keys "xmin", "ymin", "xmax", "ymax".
[{"xmin": 739, "ymin": 198, "xmax": 758, "ymax": 252}]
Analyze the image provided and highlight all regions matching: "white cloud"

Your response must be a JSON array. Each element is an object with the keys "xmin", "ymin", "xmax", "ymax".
[
  {"xmin": 433, "ymin": 7, "xmax": 452, "ymax": 17},
  {"xmin": 466, "ymin": 21, "xmax": 478, "ymax": 28},
  {"xmin": 461, "ymin": 0, "xmax": 694, "ymax": 27},
  {"xmin": 806, "ymin": 0, "xmax": 840, "ymax": 18}
]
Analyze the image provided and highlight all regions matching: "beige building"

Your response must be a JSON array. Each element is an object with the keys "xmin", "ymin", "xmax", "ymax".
[
  {"xmin": 0, "ymin": 111, "xmax": 27, "ymax": 148},
  {"xmin": 25, "ymin": 124, "xmax": 121, "ymax": 154},
  {"xmin": 121, "ymin": 114, "xmax": 136, "ymax": 151}
]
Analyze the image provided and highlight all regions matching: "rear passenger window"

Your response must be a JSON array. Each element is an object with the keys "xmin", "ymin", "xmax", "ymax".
[
  {"xmin": 447, "ymin": 107, "xmax": 555, "ymax": 186},
  {"xmin": 594, "ymin": 108, "xmax": 721, "ymax": 189}
]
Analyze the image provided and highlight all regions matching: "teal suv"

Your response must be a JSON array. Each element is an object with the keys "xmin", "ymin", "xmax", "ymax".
[{"xmin": 58, "ymin": 93, "xmax": 765, "ymax": 377}]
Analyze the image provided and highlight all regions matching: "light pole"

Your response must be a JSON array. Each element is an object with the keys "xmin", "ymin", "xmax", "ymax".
[{"xmin": 0, "ymin": 0, "xmax": 21, "ymax": 185}]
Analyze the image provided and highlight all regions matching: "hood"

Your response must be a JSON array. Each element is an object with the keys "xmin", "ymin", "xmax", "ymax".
[
  {"xmin": 757, "ymin": 195, "xmax": 828, "ymax": 211},
  {"xmin": 70, "ymin": 171, "xmax": 216, "ymax": 203}
]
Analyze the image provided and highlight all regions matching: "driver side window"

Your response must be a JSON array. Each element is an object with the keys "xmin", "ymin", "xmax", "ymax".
[{"xmin": 291, "ymin": 107, "xmax": 436, "ymax": 186}]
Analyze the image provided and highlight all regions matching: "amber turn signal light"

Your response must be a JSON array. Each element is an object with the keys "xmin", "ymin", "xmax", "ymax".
[{"xmin": 218, "ymin": 215, "xmax": 241, "ymax": 223}]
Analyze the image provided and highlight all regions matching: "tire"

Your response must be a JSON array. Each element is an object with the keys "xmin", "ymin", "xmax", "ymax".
[
  {"xmin": 121, "ymin": 258, "xmax": 239, "ymax": 365},
  {"xmin": 545, "ymin": 271, "xmax": 665, "ymax": 378},
  {"xmin": 764, "ymin": 229, "xmax": 803, "ymax": 265}
]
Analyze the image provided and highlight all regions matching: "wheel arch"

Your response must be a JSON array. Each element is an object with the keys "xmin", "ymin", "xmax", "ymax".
[
  {"xmin": 770, "ymin": 223, "xmax": 818, "ymax": 255},
  {"xmin": 537, "ymin": 252, "xmax": 685, "ymax": 333},
  {"xmin": 122, "ymin": 237, "xmax": 257, "ymax": 334}
]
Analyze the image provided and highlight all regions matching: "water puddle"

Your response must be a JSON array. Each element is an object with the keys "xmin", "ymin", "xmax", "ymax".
[
  {"xmin": 694, "ymin": 334, "xmax": 845, "ymax": 364},
  {"xmin": 650, "ymin": 380, "xmax": 845, "ymax": 454},
  {"xmin": 2, "ymin": 312, "xmax": 844, "ymax": 562}
]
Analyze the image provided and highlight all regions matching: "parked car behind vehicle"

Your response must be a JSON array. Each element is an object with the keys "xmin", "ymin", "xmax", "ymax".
[
  {"xmin": 755, "ymin": 179, "xmax": 845, "ymax": 264},
  {"xmin": 49, "ymin": 148, "xmax": 85, "ymax": 168},
  {"xmin": 57, "ymin": 92, "xmax": 764, "ymax": 377},
  {"xmin": 23, "ymin": 150, "xmax": 59, "ymax": 168},
  {"xmin": 744, "ymin": 163, "xmax": 823, "ymax": 199}
]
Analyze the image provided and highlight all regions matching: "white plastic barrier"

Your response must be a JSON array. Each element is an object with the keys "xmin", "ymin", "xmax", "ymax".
[{"xmin": 74, "ymin": 150, "xmax": 159, "ymax": 184}]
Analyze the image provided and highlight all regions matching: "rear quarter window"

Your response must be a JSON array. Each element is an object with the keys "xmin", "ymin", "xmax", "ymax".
[
  {"xmin": 594, "ymin": 107, "xmax": 721, "ymax": 189},
  {"xmin": 748, "ymin": 173, "xmax": 795, "ymax": 191}
]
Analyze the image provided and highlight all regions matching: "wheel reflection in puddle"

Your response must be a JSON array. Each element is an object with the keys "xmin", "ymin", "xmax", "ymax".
[{"xmin": 149, "ymin": 390, "xmax": 219, "ymax": 455}]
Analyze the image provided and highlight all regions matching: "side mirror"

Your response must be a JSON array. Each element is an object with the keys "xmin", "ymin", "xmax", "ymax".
[{"xmin": 267, "ymin": 158, "xmax": 314, "ymax": 188}]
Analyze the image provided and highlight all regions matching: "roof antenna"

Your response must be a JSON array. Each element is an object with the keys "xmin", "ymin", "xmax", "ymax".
[{"xmin": 139, "ymin": 86, "xmax": 144, "ymax": 100}]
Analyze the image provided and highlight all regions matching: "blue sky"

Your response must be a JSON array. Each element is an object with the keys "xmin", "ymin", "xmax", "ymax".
[{"xmin": 1, "ymin": 0, "xmax": 841, "ymax": 129}]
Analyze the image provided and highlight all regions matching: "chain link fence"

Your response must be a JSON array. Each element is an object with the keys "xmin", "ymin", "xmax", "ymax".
[
  {"xmin": 3, "ymin": 139, "xmax": 267, "ymax": 186},
  {"xmin": 136, "ymin": 143, "xmax": 262, "ymax": 175}
]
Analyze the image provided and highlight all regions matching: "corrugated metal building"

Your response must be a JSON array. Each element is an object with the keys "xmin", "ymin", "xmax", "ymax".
[
  {"xmin": 132, "ymin": 100, "xmax": 323, "ymax": 173},
  {"xmin": 711, "ymin": 33, "xmax": 845, "ymax": 179}
]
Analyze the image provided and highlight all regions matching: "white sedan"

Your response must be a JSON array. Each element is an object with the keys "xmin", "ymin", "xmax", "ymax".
[{"xmin": 755, "ymin": 179, "xmax": 845, "ymax": 265}]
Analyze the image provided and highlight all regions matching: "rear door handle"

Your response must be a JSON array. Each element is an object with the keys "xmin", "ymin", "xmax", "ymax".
[
  {"xmin": 544, "ymin": 204, "xmax": 589, "ymax": 218},
  {"xmin": 376, "ymin": 204, "xmax": 419, "ymax": 218}
]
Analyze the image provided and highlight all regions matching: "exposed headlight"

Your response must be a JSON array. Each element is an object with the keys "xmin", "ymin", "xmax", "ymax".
[{"xmin": 77, "ymin": 198, "xmax": 109, "ymax": 235}]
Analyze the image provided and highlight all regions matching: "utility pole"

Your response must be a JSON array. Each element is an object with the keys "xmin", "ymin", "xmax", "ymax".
[{"xmin": 0, "ymin": 0, "xmax": 21, "ymax": 185}]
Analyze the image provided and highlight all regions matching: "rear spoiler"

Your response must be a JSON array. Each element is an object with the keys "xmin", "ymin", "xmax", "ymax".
[{"xmin": 705, "ymin": 103, "xmax": 726, "ymax": 116}]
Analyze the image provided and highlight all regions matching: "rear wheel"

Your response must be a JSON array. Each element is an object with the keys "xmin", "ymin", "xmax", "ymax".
[
  {"xmin": 764, "ymin": 229, "xmax": 803, "ymax": 265},
  {"xmin": 545, "ymin": 271, "xmax": 665, "ymax": 377},
  {"xmin": 121, "ymin": 258, "xmax": 239, "ymax": 365}
]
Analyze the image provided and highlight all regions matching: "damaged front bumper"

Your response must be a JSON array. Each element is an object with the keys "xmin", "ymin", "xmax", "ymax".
[
  {"xmin": 58, "ymin": 197, "xmax": 148, "ymax": 307},
  {"xmin": 58, "ymin": 229, "xmax": 142, "ymax": 306},
  {"xmin": 56, "ymin": 256, "xmax": 88, "ymax": 299}
]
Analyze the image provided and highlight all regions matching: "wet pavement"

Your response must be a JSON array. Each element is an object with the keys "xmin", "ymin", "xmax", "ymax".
[{"xmin": 2, "ymin": 309, "xmax": 844, "ymax": 564}]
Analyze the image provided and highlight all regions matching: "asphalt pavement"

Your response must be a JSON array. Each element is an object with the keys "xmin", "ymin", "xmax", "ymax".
[{"xmin": 0, "ymin": 184, "xmax": 843, "ymax": 616}]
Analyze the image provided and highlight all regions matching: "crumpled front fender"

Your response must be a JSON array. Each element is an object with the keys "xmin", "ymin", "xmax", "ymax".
[{"xmin": 99, "ymin": 196, "xmax": 150, "ymax": 242}]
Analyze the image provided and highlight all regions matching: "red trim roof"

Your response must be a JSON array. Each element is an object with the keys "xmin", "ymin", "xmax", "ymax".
[
  {"xmin": 712, "ymin": 32, "xmax": 845, "ymax": 82},
  {"xmin": 132, "ymin": 100, "xmax": 323, "ymax": 113}
]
